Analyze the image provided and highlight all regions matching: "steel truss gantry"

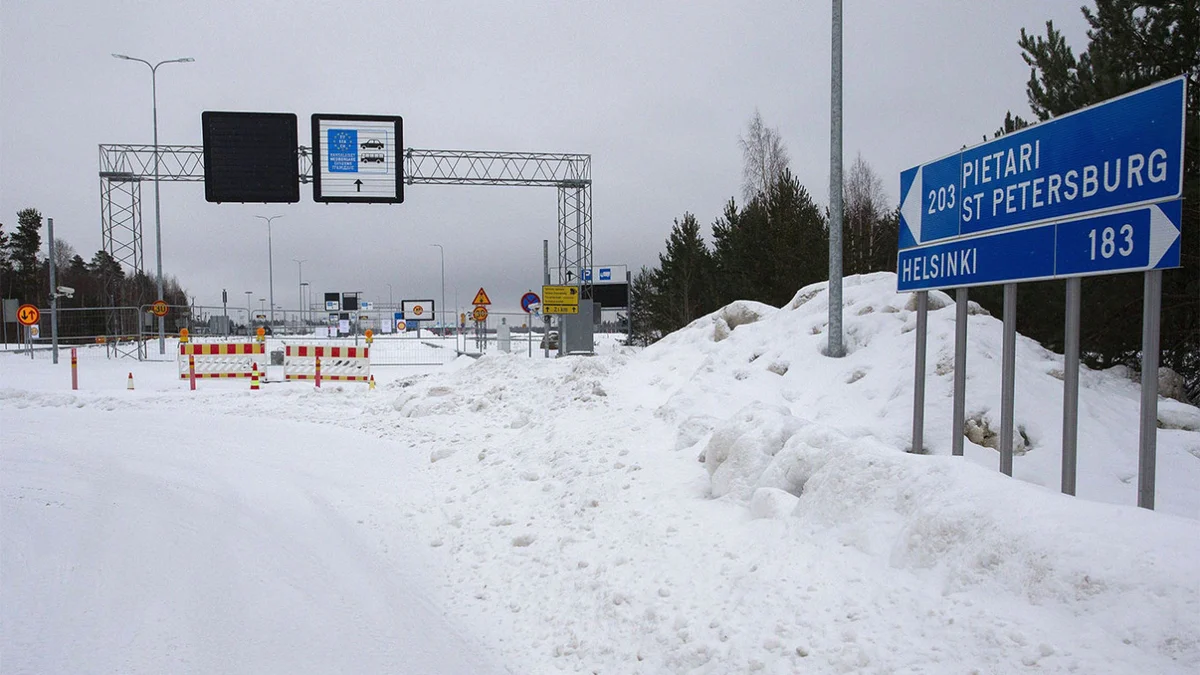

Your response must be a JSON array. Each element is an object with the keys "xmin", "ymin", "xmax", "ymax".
[{"xmin": 98, "ymin": 144, "xmax": 592, "ymax": 296}]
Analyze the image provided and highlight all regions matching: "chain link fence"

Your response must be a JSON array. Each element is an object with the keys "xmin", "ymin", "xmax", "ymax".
[{"xmin": 3, "ymin": 304, "xmax": 577, "ymax": 364}]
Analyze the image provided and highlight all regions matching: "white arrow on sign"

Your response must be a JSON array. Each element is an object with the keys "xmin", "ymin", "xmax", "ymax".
[
  {"xmin": 1148, "ymin": 203, "xmax": 1181, "ymax": 268},
  {"xmin": 900, "ymin": 166, "xmax": 924, "ymax": 245}
]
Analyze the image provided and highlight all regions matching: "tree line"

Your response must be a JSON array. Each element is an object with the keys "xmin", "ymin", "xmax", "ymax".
[
  {"xmin": 0, "ymin": 208, "xmax": 190, "ymax": 338},
  {"xmin": 630, "ymin": 0, "xmax": 1198, "ymax": 401}
]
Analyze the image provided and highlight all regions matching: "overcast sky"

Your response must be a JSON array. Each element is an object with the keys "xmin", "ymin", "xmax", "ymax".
[{"xmin": 0, "ymin": 0, "xmax": 1090, "ymax": 316}]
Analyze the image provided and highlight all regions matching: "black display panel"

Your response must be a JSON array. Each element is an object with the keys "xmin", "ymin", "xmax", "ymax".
[
  {"xmin": 202, "ymin": 111, "xmax": 300, "ymax": 203},
  {"xmin": 590, "ymin": 283, "xmax": 630, "ymax": 309}
]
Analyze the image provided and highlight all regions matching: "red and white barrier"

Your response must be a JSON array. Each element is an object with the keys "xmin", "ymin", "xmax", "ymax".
[
  {"xmin": 285, "ymin": 345, "xmax": 370, "ymax": 382},
  {"xmin": 178, "ymin": 342, "xmax": 265, "ymax": 379}
]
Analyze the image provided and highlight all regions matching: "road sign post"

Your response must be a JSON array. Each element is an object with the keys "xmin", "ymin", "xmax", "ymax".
[
  {"xmin": 898, "ymin": 76, "xmax": 1186, "ymax": 504},
  {"xmin": 541, "ymin": 285, "xmax": 579, "ymax": 314}
]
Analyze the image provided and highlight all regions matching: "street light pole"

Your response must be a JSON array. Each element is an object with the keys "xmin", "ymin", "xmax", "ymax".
[
  {"xmin": 244, "ymin": 291, "xmax": 253, "ymax": 333},
  {"xmin": 255, "ymin": 215, "xmax": 283, "ymax": 328},
  {"xmin": 112, "ymin": 53, "xmax": 193, "ymax": 355},
  {"xmin": 300, "ymin": 282, "xmax": 310, "ymax": 325},
  {"xmin": 386, "ymin": 283, "xmax": 393, "ymax": 309},
  {"xmin": 430, "ymin": 244, "xmax": 445, "ymax": 332},
  {"xmin": 293, "ymin": 258, "xmax": 306, "ymax": 328}
]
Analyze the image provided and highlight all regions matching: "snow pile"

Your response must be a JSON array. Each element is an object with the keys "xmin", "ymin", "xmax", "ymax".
[{"xmin": 630, "ymin": 271, "xmax": 1199, "ymax": 516}]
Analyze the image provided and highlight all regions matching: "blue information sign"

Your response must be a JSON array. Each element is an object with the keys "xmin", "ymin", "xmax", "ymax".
[
  {"xmin": 897, "ymin": 201, "xmax": 1182, "ymax": 291},
  {"xmin": 327, "ymin": 129, "xmax": 358, "ymax": 173},
  {"xmin": 899, "ymin": 77, "xmax": 1185, "ymax": 252}
]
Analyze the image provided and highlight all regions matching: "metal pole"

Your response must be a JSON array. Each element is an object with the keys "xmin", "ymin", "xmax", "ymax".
[
  {"xmin": 431, "ymin": 244, "xmax": 445, "ymax": 338},
  {"xmin": 951, "ymin": 287, "xmax": 968, "ymax": 456},
  {"xmin": 999, "ymin": 283, "xmax": 1017, "ymax": 476},
  {"xmin": 268, "ymin": 222, "xmax": 274, "ymax": 327},
  {"xmin": 112, "ymin": 55, "xmax": 194, "ymax": 352},
  {"xmin": 911, "ymin": 290, "xmax": 927, "ymax": 454},
  {"xmin": 255, "ymin": 215, "xmax": 282, "ymax": 329},
  {"xmin": 827, "ymin": 0, "xmax": 844, "ymax": 358},
  {"xmin": 1062, "ymin": 277, "xmax": 1081, "ymax": 495},
  {"xmin": 543, "ymin": 240, "xmax": 551, "ymax": 359},
  {"xmin": 294, "ymin": 259, "xmax": 306, "ymax": 327},
  {"xmin": 151, "ymin": 65, "xmax": 166, "ymax": 354},
  {"xmin": 245, "ymin": 291, "xmax": 252, "ymax": 335},
  {"xmin": 48, "ymin": 217, "xmax": 59, "ymax": 364},
  {"xmin": 1138, "ymin": 270, "xmax": 1162, "ymax": 510}
]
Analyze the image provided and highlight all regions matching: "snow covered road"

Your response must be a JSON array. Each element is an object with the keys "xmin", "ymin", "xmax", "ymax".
[{"xmin": 1, "ymin": 406, "xmax": 503, "ymax": 675}]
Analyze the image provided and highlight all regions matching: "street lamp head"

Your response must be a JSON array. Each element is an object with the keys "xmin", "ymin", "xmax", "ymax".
[
  {"xmin": 172, "ymin": 57, "xmax": 195, "ymax": 64},
  {"xmin": 111, "ymin": 53, "xmax": 133, "ymax": 60}
]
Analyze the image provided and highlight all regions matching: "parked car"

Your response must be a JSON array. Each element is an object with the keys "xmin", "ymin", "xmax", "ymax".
[{"xmin": 540, "ymin": 331, "xmax": 559, "ymax": 350}]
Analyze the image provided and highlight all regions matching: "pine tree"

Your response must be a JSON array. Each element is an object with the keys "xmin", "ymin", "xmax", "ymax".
[
  {"xmin": 0, "ymin": 222, "xmax": 12, "ymax": 298},
  {"xmin": 1006, "ymin": 0, "xmax": 1199, "ymax": 397},
  {"xmin": 657, "ymin": 213, "xmax": 716, "ymax": 330},
  {"xmin": 9, "ymin": 209, "xmax": 43, "ymax": 304}
]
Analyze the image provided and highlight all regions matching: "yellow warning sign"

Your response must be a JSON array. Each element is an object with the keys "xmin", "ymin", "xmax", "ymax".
[
  {"xmin": 541, "ymin": 285, "xmax": 579, "ymax": 315},
  {"xmin": 472, "ymin": 287, "xmax": 492, "ymax": 306}
]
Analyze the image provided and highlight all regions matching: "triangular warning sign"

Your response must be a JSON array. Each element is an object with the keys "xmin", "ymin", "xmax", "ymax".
[{"xmin": 472, "ymin": 287, "xmax": 492, "ymax": 305}]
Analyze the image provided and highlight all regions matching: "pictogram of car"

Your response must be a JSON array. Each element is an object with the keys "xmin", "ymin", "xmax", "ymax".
[
  {"xmin": 360, "ymin": 154, "xmax": 385, "ymax": 163},
  {"xmin": 360, "ymin": 139, "xmax": 385, "ymax": 149}
]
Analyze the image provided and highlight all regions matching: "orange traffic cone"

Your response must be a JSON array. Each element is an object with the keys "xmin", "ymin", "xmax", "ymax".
[
  {"xmin": 250, "ymin": 362, "xmax": 260, "ymax": 391},
  {"xmin": 369, "ymin": 374, "xmax": 376, "ymax": 391},
  {"xmin": 127, "ymin": 372, "xmax": 134, "ymax": 390}
]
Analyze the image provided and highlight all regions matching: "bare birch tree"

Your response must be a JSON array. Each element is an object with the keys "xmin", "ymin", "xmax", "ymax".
[{"xmin": 739, "ymin": 110, "xmax": 790, "ymax": 202}]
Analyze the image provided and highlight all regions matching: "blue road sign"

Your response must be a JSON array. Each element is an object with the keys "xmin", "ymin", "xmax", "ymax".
[
  {"xmin": 599, "ymin": 267, "xmax": 612, "ymax": 281},
  {"xmin": 582, "ymin": 268, "xmax": 593, "ymax": 281},
  {"xmin": 899, "ymin": 77, "xmax": 1185, "ymax": 251},
  {"xmin": 327, "ymin": 129, "xmax": 358, "ymax": 173},
  {"xmin": 897, "ymin": 200, "xmax": 1182, "ymax": 292},
  {"xmin": 521, "ymin": 292, "xmax": 540, "ymax": 313}
]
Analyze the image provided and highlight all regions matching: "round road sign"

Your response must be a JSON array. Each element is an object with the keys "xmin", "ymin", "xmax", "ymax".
[
  {"xmin": 16, "ymin": 304, "xmax": 40, "ymax": 326},
  {"xmin": 151, "ymin": 300, "xmax": 169, "ymax": 317},
  {"xmin": 472, "ymin": 306, "xmax": 488, "ymax": 322},
  {"xmin": 521, "ymin": 292, "xmax": 541, "ymax": 313},
  {"xmin": 412, "ymin": 305, "xmax": 424, "ymax": 316}
]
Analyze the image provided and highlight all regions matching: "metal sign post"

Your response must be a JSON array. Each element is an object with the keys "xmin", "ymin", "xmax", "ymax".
[
  {"xmin": 911, "ymin": 291, "xmax": 927, "ymax": 454},
  {"xmin": 1061, "ymin": 277, "xmax": 1081, "ymax": 494},
  {"xmin": 1138, "ymin": 270, "xmax": 1162, "ymax": 509},
  {"xmin": 951, "ymin": 288, "xmax": 968, "ymax": 456},
  {"xmin": 999, "ymin": 284, "xmax": 1017, "ymax": 476}
]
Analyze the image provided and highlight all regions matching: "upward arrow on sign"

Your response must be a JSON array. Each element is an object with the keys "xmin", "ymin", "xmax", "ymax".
[{"xmin": 472, "ymin": 287, "xmax": 491, "ymax": 305}]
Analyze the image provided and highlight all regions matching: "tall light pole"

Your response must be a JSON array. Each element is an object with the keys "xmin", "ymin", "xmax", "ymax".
[
  {"xmin": 244, "ymin": 291, "xmax": 253, "ymax": 333},
  {"xmin": 386, "ymin": 283, "xmax": 393, "ymax": 308},
  {"xmin": 300, "ymin": 281, "xmax": 310, "ymax": 324},
  {"xmin": 293, "ymin": 258, "xmax": 306, "ymax": 327},
  {"xmin": 255, "ymin": 215, "xmax": 283, "ymax": 328},
  {"xmin": 430, "ymin": 244, "xmax": 446, "ymax": 331},
  {"xmin": 827, "ymin": 1, "xmax": 845, "ymax": 358},
  {"xmin": 112, "ymin": 53, "xmax": 193, "ymax": 355}
]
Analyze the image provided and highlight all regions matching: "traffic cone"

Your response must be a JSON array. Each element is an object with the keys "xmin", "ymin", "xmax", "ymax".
[
  {"xmin": 250, "ymin": 362, "xmax": 260, "ymax": 391},
  {"xmin": 127, "ymin": 372, "xmax": 134, "ymax": 390},
  {"xmin": 369, "ymin": 374, "xmax": 376, "ymax": 391}
]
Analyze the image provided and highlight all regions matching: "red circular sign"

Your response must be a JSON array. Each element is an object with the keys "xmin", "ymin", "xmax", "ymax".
[
  {"xmin": 16, "ymin": 304, "xmax": 39, "ymax": 326},
  {"xmin": 151, "ymin": 300, "xmax": 169, "ymax": 317}
]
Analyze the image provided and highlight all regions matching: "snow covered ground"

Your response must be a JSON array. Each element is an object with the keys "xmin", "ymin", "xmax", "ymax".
[{"xmin": 3, "ymin": 272, "xmax": 1198, "ymax": 674}]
